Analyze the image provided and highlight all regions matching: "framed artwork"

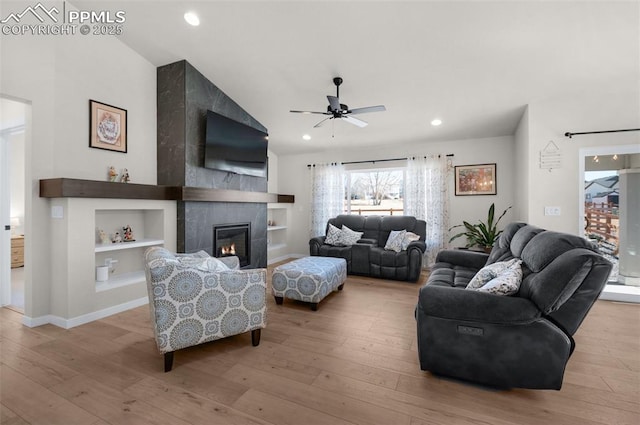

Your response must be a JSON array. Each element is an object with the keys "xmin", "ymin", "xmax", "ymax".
[
  {"xmin": 89, "ymin": 100, "xmax": 127, "ymax": 153},
  {"xmin": 454, "ymin": 163, "xmax": 497, "ymax": 196}
]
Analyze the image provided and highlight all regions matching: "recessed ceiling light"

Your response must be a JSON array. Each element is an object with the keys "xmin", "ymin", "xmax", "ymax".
[
  {"xmin": 431, "ymin": 118, "xmax": 442, "ymax": 126},
  {"xmin": 302, "ymin": 134, "xmax": 311, "ymax": 141},
  {"xmin": 184, "ymin": 12, "xmax": 200, "ymax": 26}
]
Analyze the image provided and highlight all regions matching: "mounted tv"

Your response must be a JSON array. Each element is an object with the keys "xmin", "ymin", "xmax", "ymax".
[{"xmin": 204, "ymin": 110, "xmax": 268, "ymax": 178}]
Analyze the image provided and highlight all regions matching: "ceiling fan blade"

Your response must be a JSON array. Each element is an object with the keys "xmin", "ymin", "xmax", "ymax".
[
  {"xmin": 314, "ymin": 116, "xmax": 333, "ymax": 128},
  {"xmin": 342, "ymin": 115, "xmax": 368, "ymax": 128},
  {"xmin": 348, "ymin": 105, "xmax": 386, "ymax": 115},
  {"xmin": 327, "ymin": 95, "xmax": 341, "ymax": 112},
  {"xmin": 290, "ymin": 110, "xmax": 330, "ymax": 115}
]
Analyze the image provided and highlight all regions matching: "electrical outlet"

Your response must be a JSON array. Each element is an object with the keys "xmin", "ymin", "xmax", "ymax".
[{"xmin": 544, "ymin": 206, "xmax": 561, "ymax": 216}]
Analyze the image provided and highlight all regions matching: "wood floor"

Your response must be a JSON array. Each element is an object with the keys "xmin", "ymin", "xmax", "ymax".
[{"xmin": 1, "ymin": 263, "xmax": 639, "ymax": 425}]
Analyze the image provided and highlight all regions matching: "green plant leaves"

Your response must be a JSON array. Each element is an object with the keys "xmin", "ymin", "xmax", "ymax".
[{"xmin": 448, "ymin": 203, "xmax": 512, "ymax": 249}]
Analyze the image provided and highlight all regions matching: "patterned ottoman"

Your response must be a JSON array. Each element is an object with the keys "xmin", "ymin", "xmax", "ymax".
[{"xmin": 272, "ymin": 256, "xmax": 347, "ymax": 311}]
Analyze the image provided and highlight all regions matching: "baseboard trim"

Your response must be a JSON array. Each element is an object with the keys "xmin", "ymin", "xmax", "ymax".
[
  {"xmin": 600, "ymin": 284, "xmax": 640, "ymax": 303},
  {"xmin": 268, "ymin": 253, "xmax": 305, "ymax": 265},
  {"xmin": 22, "ymin": 296, "xmax": 149, "ymax": 329}
]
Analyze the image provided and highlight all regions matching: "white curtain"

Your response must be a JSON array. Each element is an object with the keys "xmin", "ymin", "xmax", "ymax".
[
  {"xmin": 310, "ymin": 163, "xmax": 346, "ymax": 237},
  {"xmin": 404, "ymin": 155, "xmax": 450, "ymax": 267}
]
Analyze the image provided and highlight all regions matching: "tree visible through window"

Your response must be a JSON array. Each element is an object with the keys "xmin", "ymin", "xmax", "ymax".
[{"xmin": 345, "ymin": 169, "xmax": 404, "ymax": 215}]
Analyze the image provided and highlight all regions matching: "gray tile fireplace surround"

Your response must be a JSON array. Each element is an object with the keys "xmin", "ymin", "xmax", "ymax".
[
  {"xmin": 157, "ymin": 59, "xmax": 269, "ymax": 268},
  {"xmin": 183, "ymin": 201, "xmax": 267, "ymax": 269}
]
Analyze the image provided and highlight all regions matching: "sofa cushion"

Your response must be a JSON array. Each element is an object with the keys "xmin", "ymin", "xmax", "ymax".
[
  {"xmin": 327, "ymin": 215, "xmax": 366, "ymax": 234},
  {"xmin": 341, "ymin": 225, "xmax": 363, "ymax": 246},
  {"xmin": 473, "ymin": 260, "xmax": 523, "ymax": 296},
  {"xmin": 402, "ymin": 232, "xmax": 421, "ymax": 250},
  {"xmin": 521, "ymin": 231, "xmax": 597, "ymax": 273},
  {"xmin": 325, "ymin": 223, "xmax": 344, "ymax": 246},
  {"xmin": 384, "ymin": 230, "xmax": 406, "ymax": 252},
  {"xmin": 317, "ymin": 244, "xmax": 352, "ymax": 263},
  {"xmin": 466, "ymin": 258, "xmax": 520, "ymax": 290},
  {"xmin": 509, "ymin": 225, "xmax": 545, "ymax": 258}
]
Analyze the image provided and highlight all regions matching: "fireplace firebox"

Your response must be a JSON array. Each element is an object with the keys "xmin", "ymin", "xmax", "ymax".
[{"xmin": 213, "ymin": 223, "xmax": 250, "ymax": 267}]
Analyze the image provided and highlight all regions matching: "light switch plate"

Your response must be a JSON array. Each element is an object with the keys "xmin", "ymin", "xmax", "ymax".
[
  {"xmin": 51, "ymin": 205, "xmax": 64, "ymax": 218},
  {"xmin": 544, "ymin": 206, "xmax": 561, "ymax": 216}
]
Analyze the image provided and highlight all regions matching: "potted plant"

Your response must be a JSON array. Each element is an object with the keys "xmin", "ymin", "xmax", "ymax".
[{"xmin": 449, "ymin": 203, "xmax": 512, "ymax": 252}]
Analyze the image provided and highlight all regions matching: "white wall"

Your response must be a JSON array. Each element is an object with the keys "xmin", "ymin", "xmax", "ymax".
[
  {"xmin": 267, "ymin": 149, "xmax": 278, "ymax": 193},
  {"xmin": 524, "ymin": 89, "xmax": 640, "ymax": 233},
  {"xmin": 513, "ymin": 106, "xmax": 529, "ymax": 222},
  {"xmin": 278, "ymin": 136, "xmax": 516, "ymax": 256},
  {"xmin": 1, "ymin": 27, "xmax": 159, "ymax": 320}
]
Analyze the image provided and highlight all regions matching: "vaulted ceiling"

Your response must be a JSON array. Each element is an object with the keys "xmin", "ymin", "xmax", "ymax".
[{"xmin": 72, "ymin": 1, "xmax": 639, "ymax": 155}]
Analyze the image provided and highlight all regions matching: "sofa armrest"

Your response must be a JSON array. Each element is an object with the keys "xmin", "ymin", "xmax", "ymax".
[
  {"xmin": 435, "ymin": 249, "xmax": 489, "ymax": 270},
  {"xmin": 418, "ymin": 284, "xmax": 541, "ymax": 324},
  {"xmin": 309, "ymin": 236, "xmax": 326, "ymax": 255},
  {"xmin": 407, "ymin": 240, "xmax": 426, "ymax": 253}
]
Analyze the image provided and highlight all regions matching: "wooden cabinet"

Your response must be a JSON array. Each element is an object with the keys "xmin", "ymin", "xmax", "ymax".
[{"xmin": 11, "ymin": 236, "xmax": 24, "ymax": 268}]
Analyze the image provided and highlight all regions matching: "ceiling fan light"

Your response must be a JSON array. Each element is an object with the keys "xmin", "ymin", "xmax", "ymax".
[
  {"xmin": 184, "ymin": 12, "xmax": 200, "ymax": 26},
  {"xmin": 431, "ymin": 118, "xmax": 442, "ymax": 126}
]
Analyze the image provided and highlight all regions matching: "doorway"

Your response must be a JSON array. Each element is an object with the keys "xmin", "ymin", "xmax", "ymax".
[
  {"xmin": 579, "ymin": 145, "xmax": 640, "ymax": 303},
  {"xmin": 0, "ymin": 96, "xmax": 28, "ymax": 312}
]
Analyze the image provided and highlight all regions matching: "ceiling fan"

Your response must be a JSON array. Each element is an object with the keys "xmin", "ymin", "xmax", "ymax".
[{"xmin": 290, "ymin": 77, "xmax": 386, "ymax": 128}]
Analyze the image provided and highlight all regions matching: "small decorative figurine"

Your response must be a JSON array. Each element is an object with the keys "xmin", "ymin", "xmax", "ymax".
[
  {"xmin": 108, "ymin": 166, "xmax": 118, "ymax": 182},
  {"xmin": 112, "ymin": 232, "xmax": 122, "ymax": 243},
  {"xmin": 120, "ymin": 168, "xmax": 130, "ymax": 183},
  {"xmin": 98, "ymin": 229, "xmax": 109, "ymax": 244},
  {"xmin": 123, "ymin": 225, "xmax": 135, "ymax": 242}
]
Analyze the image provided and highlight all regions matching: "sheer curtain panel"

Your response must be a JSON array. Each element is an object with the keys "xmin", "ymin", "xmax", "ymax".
[
  {"xmin": 404, "ymin": 155, "xmax": 450, "ymax": 266},
  {"xmin": 310, "ymin": 163, "xmax": 346, "ymax": 238}
]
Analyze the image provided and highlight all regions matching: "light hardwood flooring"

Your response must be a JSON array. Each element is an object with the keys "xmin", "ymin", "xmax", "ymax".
[{"xmin": 1, "ymin": 263, "xmax": 639, "ymax": 425}]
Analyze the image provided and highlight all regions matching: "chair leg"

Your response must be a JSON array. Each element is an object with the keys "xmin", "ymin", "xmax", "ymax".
[
  {"xmin": 274, "ymin": 296, "xmax": 283, "ymax": 305},
  {"xmin": 251, "ymin": 329, "xmax": 261, "ymax": 346},
  {"xmin": 310, "ymin": 302, "xmax": 318, "ymax": 311},
  {"xmin": 338, "ymin": 283, "xmax": 345, "ymax": 291},
  {"xmin": 164, "ymin": 352, "xmax": 174, "ymax": 372}
]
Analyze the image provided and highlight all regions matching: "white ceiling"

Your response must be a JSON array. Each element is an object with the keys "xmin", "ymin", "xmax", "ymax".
[{"xmin": 72, "ymin": 1, "xmax": 639, "ymax": 156}]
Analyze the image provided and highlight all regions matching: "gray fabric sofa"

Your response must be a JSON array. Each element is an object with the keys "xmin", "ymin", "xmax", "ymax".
[
  {"xmin": 309, "ymin": 215, "xmax": 426, "ymax": 282},
  {"xmin": 416, "ymin": 222, "xmax": 612, "ymax": 389}
]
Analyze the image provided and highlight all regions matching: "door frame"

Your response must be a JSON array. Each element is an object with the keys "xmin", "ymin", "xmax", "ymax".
[{"xmin": 579, "ymin": 144, "xmax": 640, "ymax": 303}]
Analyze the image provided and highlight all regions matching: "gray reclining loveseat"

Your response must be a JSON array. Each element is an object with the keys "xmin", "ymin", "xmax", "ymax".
[
  {"xmin": 415, "ymin": 222, "xmax": 612, "ymax": 389},
  {"xmin": 309, "ymin": 214, "xmax": 426, "ymax": 282}
]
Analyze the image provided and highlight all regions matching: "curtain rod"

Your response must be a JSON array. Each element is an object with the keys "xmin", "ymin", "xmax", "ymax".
[
  {"xmin": 564, "ymin": 128, "xmax": 640, "ymax": 138},
  {"xmin": 307, "ymin": 154, "xmax": 454, "ymax": 167}
]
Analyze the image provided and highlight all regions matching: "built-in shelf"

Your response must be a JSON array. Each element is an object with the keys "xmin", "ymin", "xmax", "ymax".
[
  {"xmin": 267, "ymin": 226, "xmax": 287, "ymax": 232},
  {"xmin": 96, "ymin": 270, "xmax": 146, "ymax": 292},
  {"xmin": 95, "ymin": 238, "xmax": 164, "ymax": 253},
  {"xmin": 40, "ymin": 178, "xmax": 294, "ymax": 204}
]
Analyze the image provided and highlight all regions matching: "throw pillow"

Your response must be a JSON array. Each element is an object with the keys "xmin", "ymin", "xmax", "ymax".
[
  {"xmin": 401, "ymin": 232, "xmax": 421, "ymax": 250},
  {"xmin": 475, "ymin": 260, "xmax": 523, "ymax": 296},
  {"xmin": 384, "ymin": 230, "xmax": 407, "ymax": 253},
  {"xmin": 340, "ymin": 225, "xmax": 364, "ymax": 246},
  {"xmin": 325, "ymin": 223, "xmax": 344, "ymax": 246},
  {"xmin": 466, "ymin": 258, "xmax": 520, "ymax": 290}
]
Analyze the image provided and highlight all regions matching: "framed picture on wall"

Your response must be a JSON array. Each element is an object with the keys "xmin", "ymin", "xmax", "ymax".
[
  {"xmin": 454, "ymin": 163, "xmax": 497, "ymax": 196},
  {"xmin": 89, "ymin": 100, "xmax": 127, "ymax": 153}
]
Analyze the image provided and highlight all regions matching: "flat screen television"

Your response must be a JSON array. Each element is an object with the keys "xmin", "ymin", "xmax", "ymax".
[{"xmin": 204, "ymin": 110, "xmax": 268, "ymax": 178}]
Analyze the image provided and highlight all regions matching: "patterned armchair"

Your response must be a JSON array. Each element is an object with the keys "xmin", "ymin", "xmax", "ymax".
[{"xmin": 144, "ymin": 247, "xmax": 267, "ymax": 372}]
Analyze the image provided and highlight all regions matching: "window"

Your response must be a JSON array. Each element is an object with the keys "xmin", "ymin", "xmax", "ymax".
[{"xmin": 345, "ymin": 168, "xmax": 404, "ymax": 215}]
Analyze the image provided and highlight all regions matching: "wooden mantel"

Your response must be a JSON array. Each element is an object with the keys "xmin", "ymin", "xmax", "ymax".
[{"xmin": 39, "ymin": 178, "xmax": 295, "ymax": 204}]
